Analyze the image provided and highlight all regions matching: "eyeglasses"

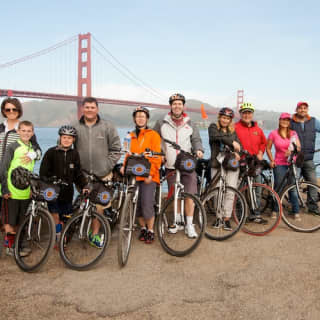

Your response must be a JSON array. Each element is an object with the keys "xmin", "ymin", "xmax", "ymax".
[{"xmin": 5, "ymin": 108, "xmax": 18, "ymax": 113}]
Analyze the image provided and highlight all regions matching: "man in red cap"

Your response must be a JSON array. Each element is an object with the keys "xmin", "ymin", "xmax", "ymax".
[{"xmin": 290, "ymin": 101, "xmax": 320, "ymax": 214}]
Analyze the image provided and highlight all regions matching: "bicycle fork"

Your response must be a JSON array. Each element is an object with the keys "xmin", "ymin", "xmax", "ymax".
[{"xmin": 27, "ymin": 200, "xmax": 42, "ymax": 241}]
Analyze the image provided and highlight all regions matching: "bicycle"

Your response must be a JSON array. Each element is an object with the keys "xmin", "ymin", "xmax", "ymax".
[
  {"xmin": 238, "ymin": 152, "xmax": 282, "ymax": 236},
  {"xmin": 59, "ymin": 170, "xmax": 112, "ymax": 271},
  {"xmin": 200, "ymin": 147, "xmax": 247, "ymax": 241},
  {"xmin": 279, "ymin": 145, "xmax": 320, "ymax": 232},
  {"xmin": 155, "ymin": 139, "xmax": 206, "ymax": 257},
  {"xmin": 13, "ymin": 170, "xmax": 58, "ymax": 272},
  {"xmin": 117, "ymin": 148, "xmax": 164, "ymax": 267}
]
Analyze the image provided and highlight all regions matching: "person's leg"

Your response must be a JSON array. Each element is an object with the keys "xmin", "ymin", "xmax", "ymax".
[
  {"xmin": 273, "ymin": 165, "xmax": 288, "ymax": 212},
  {"xmin": 5, "ymin": 199, "xmax": 20, "ymax": 255},
  {"xmin": 301, "ymin": 160, "xmax": 319, "ymax": 212},
  {"xmin": 224, "ymin": 169, "xmax": 240, "ymax": 219},
  {"xmin": 135, "ymin": 182, "xmax": 147, "ymax": 241},
  {"xmin": 139, "ymin": 181, "xmax": 156, "ymax": 243}
]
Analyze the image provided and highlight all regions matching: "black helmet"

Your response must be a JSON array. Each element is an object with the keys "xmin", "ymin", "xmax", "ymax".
[
  {"xmin": 219, "ymin": 107, "xmax": 234, "ymax": 118},
  {"xmin": 58, "ymin": 125, "xmax": 77, "ymax": 137},
  {"xmin": 132, "ymin": 106, "xmax": 150, "ymax": 119},
  {"xmin": 169, "ymin": 93, "xmax": 185, "ymax": 105},
  {"xmin": 11, "ymin": 166, "xmax": 31, "ymax": 190}
]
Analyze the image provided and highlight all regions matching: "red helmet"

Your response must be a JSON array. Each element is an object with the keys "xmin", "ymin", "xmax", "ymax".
[{"xmin": 219, "ymin": 107, "xmax": 234, "ymax": 118}]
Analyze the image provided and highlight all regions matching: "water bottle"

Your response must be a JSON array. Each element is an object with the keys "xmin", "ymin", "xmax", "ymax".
[
  {"xmin": 288, "ymin": 135, "xmax": 296, "ymax": 152},
  {"xmin": 123, "ymin": 132, "xmax": 131, "ymax": 152}
]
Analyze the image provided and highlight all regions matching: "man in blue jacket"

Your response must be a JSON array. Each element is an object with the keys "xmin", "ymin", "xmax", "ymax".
[{"xmin": 291, "ymin": 101, "xmax": 320, "ymax": 214}]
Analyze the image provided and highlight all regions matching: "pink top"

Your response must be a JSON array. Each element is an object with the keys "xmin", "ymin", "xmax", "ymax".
[{"xmin": 268, "ymin": 130, "xmax": 298, "ymax": 165}]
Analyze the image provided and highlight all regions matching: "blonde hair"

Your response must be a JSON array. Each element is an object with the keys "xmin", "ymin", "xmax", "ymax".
[{"xmin": 217, "ymin": 115, "xmax": 235, "ymax": 133}]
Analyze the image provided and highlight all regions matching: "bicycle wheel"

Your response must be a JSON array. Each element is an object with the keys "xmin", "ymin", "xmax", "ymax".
[
  {"xmin": 202, "ymin": 186, "xmax": 247, "ymax": 241},
  {"xmin": 156, "ymin": 192, "xmax": 206, "ymax": 257},
  {"xmin": 117, "ymin": 192, "xmax": 134, "ymax": 267},
  {"xmin": 14, "ymin": 208, "xmax": 55, "ymax": 272},
  {"xmin": 241, "ymin": 183, "xmax": 282, "ymax": 236},
  {"xmin": 281, "ymin": 181, "xmax": 320, "ymax": 232},
  {"xmin": 59, "ymin": 210, "xmax": 111, "ymax": 271}
]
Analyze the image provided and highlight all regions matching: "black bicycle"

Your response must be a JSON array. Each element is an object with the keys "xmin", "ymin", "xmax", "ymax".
[
  {"xmin": 59, "ymin": 170, "xmax": 112, "ymax": 271},
  {"xmin": 13, "ymin": 171, "xmax": 59, "ymax": 272}
]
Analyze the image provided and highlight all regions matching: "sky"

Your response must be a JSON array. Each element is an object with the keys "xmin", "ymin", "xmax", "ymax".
[{"xmin": 1, "ymin": 0, "xmax": 320, "ymax": 117}]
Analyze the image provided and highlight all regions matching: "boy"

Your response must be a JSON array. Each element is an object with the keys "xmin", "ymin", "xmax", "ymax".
[
  {"xmin": 0, "ymin": 120, "xmax": 37, "ymax": 256},
  {"xmin": 39, "ymin": 125, "xmax": 87, "ymax": 246}
]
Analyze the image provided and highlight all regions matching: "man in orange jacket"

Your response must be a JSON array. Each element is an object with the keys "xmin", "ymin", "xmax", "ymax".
[{"xmin": 121, "ymin": 106, "xmax": 161, "ymax": 244}]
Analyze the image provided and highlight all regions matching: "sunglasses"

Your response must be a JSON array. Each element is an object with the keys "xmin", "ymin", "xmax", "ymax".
[{"xmin": 5, "ymin": 108, "xmax": 18, "ymax": 113}]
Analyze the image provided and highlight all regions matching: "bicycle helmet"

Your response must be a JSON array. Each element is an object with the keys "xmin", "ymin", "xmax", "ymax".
[
  {"xmin": 169, "ymin": 93, "xmax": 186, "ymax": 105},
  {"xmin": 219, "ymin": 107, "xmax": 234, "ymax": 118},
  {"xmin": 11, "ymin": 166, "xmax": 31, "ymax": 190},
  {"xmin": 58, "ymin": 125, "xmax": 77, "ymax": 137},
  {"xmin": 239, "ymin": 102, "xmax": 255, "ymax": 113},
  {"xmin": 132, "ymin": 106, "xmax": 150, "ymax": 119}
]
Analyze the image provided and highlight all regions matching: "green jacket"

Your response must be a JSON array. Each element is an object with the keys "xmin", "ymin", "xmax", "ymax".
[{"xmin": 0, "ymin": 139, "xmax": 35, "ymax": 199}]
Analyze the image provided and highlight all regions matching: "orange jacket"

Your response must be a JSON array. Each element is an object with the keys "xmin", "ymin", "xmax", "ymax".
[{"xmin": 125, "ymin": 128, "xmax": 162, "ymax": 184}]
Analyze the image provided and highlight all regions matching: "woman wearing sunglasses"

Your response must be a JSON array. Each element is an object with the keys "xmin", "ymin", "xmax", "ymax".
[{"xmin": 0, "ymin": 97, "xmax": 41, "ymax": 255}]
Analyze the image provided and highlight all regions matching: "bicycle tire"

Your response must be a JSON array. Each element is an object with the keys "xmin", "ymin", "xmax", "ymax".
[
  {"xmin": 202, "ymin": 186, "xmax": 247, "ymax": 241},
  {"xmin": 241, "ymin": 183, "xmax": 282, "ymax": 236},
  {"xmin": 59, "ymin": 210, "xmax": 111, "ymax": 271},
  {"xmin": 280, "ymin": 181, "xmax": 320, "ymax": 232},
  {"xmin": 156, "ymin": 192, "xmax": 206, "ymax": 257},
  {"xmin": 14, "ymin": 208, "xmax": 55, "ymax": 272},
  {"xmin": 117, "ymin": 192, "xmax": 134, "ymax": 267}
]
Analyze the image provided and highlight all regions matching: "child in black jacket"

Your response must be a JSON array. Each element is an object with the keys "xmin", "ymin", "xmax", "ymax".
[{"xmin": 40, "ymin": 125, "xmax": 87, "ymax": 244}]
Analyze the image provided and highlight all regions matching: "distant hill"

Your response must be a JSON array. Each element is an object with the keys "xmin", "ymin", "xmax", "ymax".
[{"xmin": 20, "ymin": 99, "xmax": 281, "ymax": 130}]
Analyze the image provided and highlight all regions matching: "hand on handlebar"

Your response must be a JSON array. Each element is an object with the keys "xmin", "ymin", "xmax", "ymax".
[
  {"xmin": 196, "ymin": 150, "xmax": 204, "ymax": 159},
  {"xmin": 144, "ymin": 175, "xmax": 153, "ymax": 184},
  {"xmin": 232, "ymin": 141, "xmax": 241, "ymax": 153}
]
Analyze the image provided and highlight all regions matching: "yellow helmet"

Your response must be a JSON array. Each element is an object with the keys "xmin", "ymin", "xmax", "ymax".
[{"xmin": 239, "ymin": 102, "xmax": 255, "ymax": 113}]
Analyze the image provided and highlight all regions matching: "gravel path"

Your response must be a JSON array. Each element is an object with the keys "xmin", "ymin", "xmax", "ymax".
[{"xmin": 1, "ymin": 221, "xmax": 320, "ymax": 320}]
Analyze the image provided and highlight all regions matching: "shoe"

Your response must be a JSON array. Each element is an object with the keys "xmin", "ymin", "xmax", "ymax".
[
  {"xmin": 6, "ymin": 247, "xmax": 14, "ymax": 256},
  {"xmin": 185, "ymin": 224, "xmax": 198, "ymax": 238},
  {"xmin": 88, "ymin": 233, "xmax": 103, "ymax": 249},
  {"xmin": 168, "ymin": 215, "xmax": 184, "ymax": 234},
  {"xmin": 294, "ymin": 213, "xmax": 301, "ymax": 221},
  {"xmin": 271, "ymin": 212, "xmax": 277, "ymax": 219},
  {"xmin": 5, "ymin": 246, "xmax": 30, "ymax": 257},
  {"xmin": 253, "ymin": 216, "xmax": 268, "ymax": 224},
  {"xmin": 213, "ymin": 218, "xmax": 223, "ymax": 228},
  {"xmin": 139, "ymin": 228, "xmax": 147, "ymax": 241},
  {"xmin": 308, "ymin": 207, "xmax": 320, "ymax": 215},
  {"xmin": 145, "ymin": 231, "xmax": 154, "ymax": 244},
  {"xmin": 223, "ymin": 220, "xmax": 232, "ymax": 231}
]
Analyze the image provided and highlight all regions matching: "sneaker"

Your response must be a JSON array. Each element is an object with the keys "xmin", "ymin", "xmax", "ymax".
[
  {"xmin": 294, "ymin": 213, "xmax": 302, "ymax": 221},
  {"xmin": 308, "ymin": 207, "xmax": 320, "ymax": 215},
  {"xmin": 253, "ymin": 216, "xmax": 268, "ymax": 224},
  {"xmin": 88, "ymin": 233, "xmax": 103, "ymax": 249},
  {"xmin": 139, "ymin": 228, "xmax": 147, "ymax": 241},
  {"xmin": 213, "ymin": 218, "xmax": 223, "ymax": 229},
  {"xmin": 185, "ymin": 224, "xmax": 198, "ymax": 239},
  {"xmin": 145, "ymin": 231, "xmax": 155, "ymax": 244},
  {"xmin": 5, "ymin": 247, "xmax": 30, "ymax": 257},
  {"xmin": 168, "ymin": 215, "xmax": 184, "ymax": 234},
  {"xmin": 223, "ymin": 220, "xmax": 232, "ymax": 231},
  {"xmin": 271, "ymin": 212, "xmax": 277, "ymax": 219}
]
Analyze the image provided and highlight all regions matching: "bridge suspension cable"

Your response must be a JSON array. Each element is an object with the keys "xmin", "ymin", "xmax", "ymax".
[
  {"xmin": 92, "ymin": 35, "xmax": 166, "ymax": 102},
  {"xmin": 0, "ymin": 35, "xmax": 78, "ymax": 69}
]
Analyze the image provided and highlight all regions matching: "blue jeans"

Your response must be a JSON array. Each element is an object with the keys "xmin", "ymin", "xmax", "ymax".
[
  {"xmin": 273, "ymin": 165, "xmax": 299, "ymax": 213},
  {"xmin": 297, "ymin": 160, "xmax": 319, "ymax": 210}
]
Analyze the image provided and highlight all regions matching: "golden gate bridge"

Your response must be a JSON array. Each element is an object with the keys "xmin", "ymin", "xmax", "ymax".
[{"xmin": 0, "ymin": 33, "xmax": 244, "ymax": 119}]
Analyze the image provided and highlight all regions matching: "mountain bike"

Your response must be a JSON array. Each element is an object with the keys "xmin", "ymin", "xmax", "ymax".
[
  {"xmin": 200, "ymin": 147, "xmax": 247, "ymax": 241},
  {"xmin": 59, "ymin": 170, "xmax": 112, "ymax": 271},
  {"xmin": 238, "ymin": 152, "xmax": 282, "ymax": 236},
  {"xmin": 118, "ymin": 148, "xmax": 164, "ymax": 267},
  {"xmin": 155, "ymin": 140, "xmax": 206, "ymax": 256},
  {"xmin": 13, "ymin": 172, "xmax": 59, "ymax": 272},
  {"xmin": 279, "ymin": 145, "xmax": 320, "ymax": 232}
]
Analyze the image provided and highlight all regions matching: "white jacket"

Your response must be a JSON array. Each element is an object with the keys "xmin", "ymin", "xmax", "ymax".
[{"xmin": 154, "ymin": 113, "xmax": 204, "ymax": 169}]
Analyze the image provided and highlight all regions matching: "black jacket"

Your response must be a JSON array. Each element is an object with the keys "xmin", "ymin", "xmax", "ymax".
[
  {"xmin": 40, "ymin": 146, "xmax": 87, "ymax": 203},
  {"xmin": 208, "ymin": 123, "xmax": 241, "ymax": 168}
]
